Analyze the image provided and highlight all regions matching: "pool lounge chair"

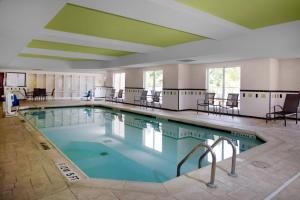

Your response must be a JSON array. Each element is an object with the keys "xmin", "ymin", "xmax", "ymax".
[
  {"xmin": 219, "ymin": 93, "xmax": 240, "ymax": 116},
  {"xmin": 148, "ymin": 91, "xmax": 161, "ymax": 108},
  {"xmin": 197, "ymin": 93, "xmax": 216, "ymax": 114},
  {"xmin": 32, "ymin": 88, "xmax": 47, "ymax": 101},
  {"xmin": 105, "ymin": 89, "xmax": 116, "ymax": 101},
  {"xmin": 23, "ymin": 88, "xmax": 33, "ymax": 100},
  {"xmin": 134, "ymin": 90, "xmax": 148, "ymax": 107},
  {"xmin": 81, "ymin": 90, "xmax": 92, "ymax": 101},
  {"xmin": 113, "ymin": 89, "xmax": 124, "ymax": 103},
  {"xmin": 266, "ymin": 94, "xmax": 300, "ymax": 126},
  {"xmin": 46, "ymin": 88, "xmax": 55, "ymax": 100}
]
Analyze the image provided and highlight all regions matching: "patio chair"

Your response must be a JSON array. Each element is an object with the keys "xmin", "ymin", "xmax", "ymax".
[
  {"xmin": 134, "ymin": 90, "xmax": 148, "ymax": 107},
  {"xmin": 81, "ymin": 90, "xmax": 92, "ymax": 101},
  {"xmin": 40, "ymin": 88, "xmax": 47, "ymax": 101},
  {"xmin": 46, "ymin": 88, "xmax": 55, "ymax": 100},
  {"xmin": 266, "ymin": 94, "xmax": 300, "ymax": 126},
  {"xmin": 105, "ymin": 89, "xmax": 115, "ymax": 101},
  {"xmin": 23, "ymin": 88, "xmax": 33, "ymax": 100},
  {"xmin": 219, "ymin": 93, "xmax": 240, "ymax": 116},
  {"xmin": 113, "ymin": 89, "xmax": 124, "ymax": 103},
  {"xmin": 197, "ymin": 93, "xmax": 216, "ymax": 114},
  {"xmin": 148, "ymin": 91, "xmax": 161, "ymax": 108},
  {"xmin": 33, "ymin": 88, "xmax": 40, "ymax": 101}
]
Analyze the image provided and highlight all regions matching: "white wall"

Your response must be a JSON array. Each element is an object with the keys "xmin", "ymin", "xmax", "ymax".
[
  {"xmin": 278, "ymin": 58, "xmax": 300, "ymax": 91},
  {"xmin": 104, "ymin": 58, "xmax": 300, "ymax": 116},
  {"xmin": 1, "ymin": 69, "xmax": 105, "ymax": 99}
]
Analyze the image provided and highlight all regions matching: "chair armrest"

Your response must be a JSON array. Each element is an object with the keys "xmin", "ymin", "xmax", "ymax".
[{"xmin": 274, "ymin": 105, "xmax": 283, "ymax": 112}]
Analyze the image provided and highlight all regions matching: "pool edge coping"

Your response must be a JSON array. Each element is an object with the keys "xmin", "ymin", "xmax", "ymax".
[{"xmin": 17, "ymin": 102, "xmax": 273, "ymax": 191}]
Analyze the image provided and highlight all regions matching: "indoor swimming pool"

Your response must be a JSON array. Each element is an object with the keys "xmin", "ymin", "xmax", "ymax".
[{"xmin": 21, "ymin": 107, "xmax": 264, "ymax": 183}]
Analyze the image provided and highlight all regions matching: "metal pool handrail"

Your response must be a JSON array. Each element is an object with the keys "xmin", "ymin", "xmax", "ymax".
[
  {"xmin": 198, "ymin": 136, "xmax": 237, "ymax": 177},
  {"xmin": 176, "ymin": 143, "xmax": 217, "ymax": 188}
]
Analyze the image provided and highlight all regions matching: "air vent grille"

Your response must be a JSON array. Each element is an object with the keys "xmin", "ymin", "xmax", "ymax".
[{"xmin": 177, "ymin": 59, "xmax": 196, "ymax": 63}]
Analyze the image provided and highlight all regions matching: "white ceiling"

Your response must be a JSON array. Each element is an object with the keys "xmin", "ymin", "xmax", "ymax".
[{"xmin": 0, "ymin": 0, "xmax": 300, "ymax": 72}]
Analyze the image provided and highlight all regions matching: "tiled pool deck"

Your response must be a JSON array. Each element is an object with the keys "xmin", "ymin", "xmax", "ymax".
[{"xmin": 1, "ymin": 99, "xmax": 300, "ymax": 200}]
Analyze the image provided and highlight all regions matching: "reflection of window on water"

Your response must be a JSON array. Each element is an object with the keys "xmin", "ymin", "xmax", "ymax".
[
  {"xmin": 112, "ymin": 116, "xmax": 125, "ymax": 138},
  {"xmin": 207, "ymin": 138, "xmax": 240, "ymax": 163},
  {"xmin": 143, "ymin": 125, "xmax": 162, "ymax": 152}
]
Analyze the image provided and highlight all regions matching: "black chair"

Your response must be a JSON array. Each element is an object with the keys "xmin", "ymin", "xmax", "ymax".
[
  {"xmin": 33, "ymin": 88, "xmax": 40, "ymax": 101},
  {"xmin": 105, "ymin": 89, "xmax": 115, "ymax": 101},
  {"xmin": 23, "ymin": 88, "xmax": 33, "ymax": 100},
  {"xmin": 47, "ymin": 88, "xmax": 55, "ymax": 100},
  {"xmin": 113, "ymin": 89, "xmax": 124, "ymax": 103},
  {"xmin": 134, "ymin": 90, "xmax": 148, "ymax": 107},
  {"xmin": 197, "ymin": 93, "xmax": 216, "ymax": 114},
  {"xmin": 266, "ymin": 94, "xmax": 300, "ymax": 126},
  {"xmin": 220, "ymin": 93, "xmax": 240, "ymax": 116},
  {"xmin": 81, "ymin": 90, "xmax": 92, "ymax": 101},
  {"xmin": 40, "ymin": 88, "xmax": 47, "ymax": 101},
  {"xmin": 148, "ymin": 91, "xmax": 161, "ymax": 108}
]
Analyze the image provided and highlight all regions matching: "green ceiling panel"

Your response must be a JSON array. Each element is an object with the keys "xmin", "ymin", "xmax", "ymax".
[
  {"xmin": 28, "ymin": 40, "xmax": 133, "ymax": 57},
  {"xmin": 18, "ymin": 53, "xmax": 95, "ymax": 61},
  {"xmin": 45, "ymin": 3, "xmax": 206, "ymax": 47},
  {"xmin": 177, "ymin": 0, "xmax": 300, "ymax": 29}
]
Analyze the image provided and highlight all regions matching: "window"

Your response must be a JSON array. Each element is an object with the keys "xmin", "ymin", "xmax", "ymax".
[
  {"xmin": 207, "ymin": 66, "xmax": 240, "ymax": 99},
  {"xmin": 113, "ymin": 72, "xmax": 125, "ymax": 92},
  {"xmin": 144, "ymin": 70, "xmax": 163, "ymax": 93}
]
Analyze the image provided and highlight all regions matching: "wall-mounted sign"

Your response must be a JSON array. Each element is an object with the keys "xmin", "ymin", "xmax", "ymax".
[{"xmin": 6, "ymin": 72, "xmax": 26, "ymax": 87}]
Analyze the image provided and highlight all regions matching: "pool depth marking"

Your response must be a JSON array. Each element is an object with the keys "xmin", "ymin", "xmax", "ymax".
[{"xmin": 56, "ymin": 162, "xmax": 81, "ymax": 182}]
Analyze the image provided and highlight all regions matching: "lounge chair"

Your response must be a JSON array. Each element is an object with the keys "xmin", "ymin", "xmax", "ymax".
[
  {"xmin": 266, "ymin": 94, "xmax": 300, "ymax": 126},
  {"xmin": 81, "ymin": 90, "xmax": 92, "ymax": 101},
  {"xmin": 113, "ymin": 89, "xmax": 124, "ymax": 103},
  {"xmin": 148, "ymin": 91, "xmax": 161, "ymax": 108},
  {"xmin": 47, "ymin": 88, "xmax": 55, "ymax": 100},
  {"xmin": 134, "ymin": 90, "xmax": 148, "ymax": 107},
  {"xmin": 105, "ymin": 89, "xmax": 116, "ymax": 101},
  {"xmin": 219, "ymin": 93, "xmax": 239, "ymax": 116},
  {"xmin": 197, "ymin": 93, "xmax": 216, "ymax": 114},
  {"xmin": 23, "ymin": 88, "xmax": 33, "ymax": 100},
  {"xmin": 33, "ymin": 88, "xmax": 40, "ymax": 101}
]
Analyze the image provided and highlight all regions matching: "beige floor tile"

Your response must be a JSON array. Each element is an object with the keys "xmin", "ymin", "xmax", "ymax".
[{"xmin": 0, "ymin": 100, "xmax": 299, "ymax": 200}]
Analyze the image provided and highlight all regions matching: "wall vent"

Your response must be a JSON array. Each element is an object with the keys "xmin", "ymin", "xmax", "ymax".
[{"xmin": 177, "ymin": 59, "xmax": 196, "ymax": 63}]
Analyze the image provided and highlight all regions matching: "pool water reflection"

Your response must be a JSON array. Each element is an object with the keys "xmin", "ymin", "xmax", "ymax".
[{"xmin": 22, "ymin": 107, "xmax": 263, "ymax": 183}]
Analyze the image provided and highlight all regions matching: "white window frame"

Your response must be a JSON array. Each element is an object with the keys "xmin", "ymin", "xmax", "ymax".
[
  {"xmin": 206, "ymin": 65, "xmax": 241, "ymax": 99},
  {"xmin": 113, "ymin": 72, "xmax": 125, "ymax": 92},
  {"xmin": 143, "ymin": 70, "xmax": 163, "ymax": 93}
]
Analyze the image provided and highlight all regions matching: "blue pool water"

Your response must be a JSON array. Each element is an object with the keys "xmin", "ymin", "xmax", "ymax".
[{"xmin": 22, "ymin": 107, "xmax": 263, "ymax": 183}]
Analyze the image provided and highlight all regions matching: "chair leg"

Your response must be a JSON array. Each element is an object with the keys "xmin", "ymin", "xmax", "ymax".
[
  {"xmin": 296, "ymin": 113, "xmax": 298, "ymax": 124},
  {"xmin": 284, "ymin": 116, "xmax": 287, "ymax": 126}
]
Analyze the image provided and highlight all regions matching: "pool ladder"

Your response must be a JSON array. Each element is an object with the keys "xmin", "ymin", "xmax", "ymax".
[{"xmin": 176, "ymin": 137, "xmax": 237, "ymax": 188}]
